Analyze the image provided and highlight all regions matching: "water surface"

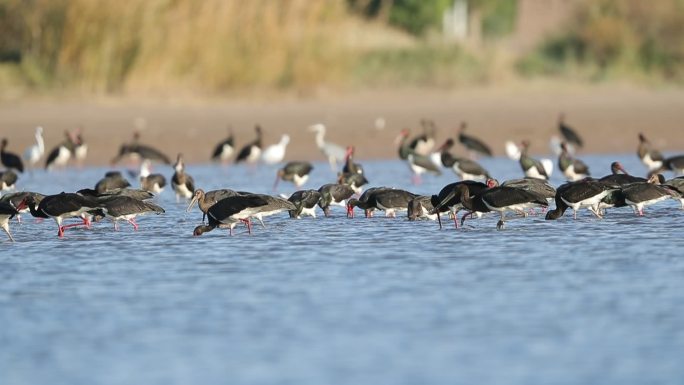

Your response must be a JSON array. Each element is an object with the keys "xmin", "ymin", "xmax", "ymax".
[{"xmin": 2, "ymin": 154, "xmax": 683, "ymax": 385}]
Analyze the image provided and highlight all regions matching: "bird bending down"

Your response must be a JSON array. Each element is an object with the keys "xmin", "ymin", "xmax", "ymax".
[{"xmin": 193, "ymin": 195, "xmax": 269, "ymax": 236}]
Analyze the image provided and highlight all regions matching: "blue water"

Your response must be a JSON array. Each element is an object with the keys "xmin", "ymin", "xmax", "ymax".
[{"xmin": 2, "ymin": 154, "xmax": 683, "ymax": 385}]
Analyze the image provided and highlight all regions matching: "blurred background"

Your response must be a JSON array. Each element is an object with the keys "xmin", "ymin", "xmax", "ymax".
[{"xmin": 0, "ymin": 0, "xmax": 683, "ymax": 164}]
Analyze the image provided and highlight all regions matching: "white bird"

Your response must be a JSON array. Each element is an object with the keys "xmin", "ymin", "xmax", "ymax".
[
  {"xmin": 308, "ymin": 123, "xmax": 346, "ymax": 171},
  {"xmin": 23, "ymin": 126, "xmax": 45, "ymax": 168},
  {"xmin": 261, "ymin": 134, "xmax": 290, "ymax": 165},
  {"xmin": 73, "ymin": 128, "xmax": 88, "ymax": 166},
  {"xmin": 505, "ymin": 141, "xmax": 521, "ymax": 160}
]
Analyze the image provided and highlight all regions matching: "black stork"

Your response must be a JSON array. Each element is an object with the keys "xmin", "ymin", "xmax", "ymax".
[
  {"xmin": 193, "ymin": 194, "xmax": 269, "ymax": 236},
  {"xmin": 558, "ymin": 113, "xmax": 583, "ymax": 148},
  {"xmin": 407, "ymin": 195, "xmax": 438, "ymax": 221},
  {"xmin": 474, "ymin": 179, "xmax": 549, "ymax": 229},
  {"xmin": 235, "ymin": 125, "xmax": 263, "ymax": 165},
  {"xmin": 187, "ymin": 188, "xmax": 241, "ymax": 222},
  {"xmin": 637, "ymin": 133, "xmax": 664, "ymax": 172},
  {"xmin": 545, "ymin": 179, "xmax": 615, "ymax": 220},
  {"xmin": 171, "ymin": 154, "xmax": 195, "ymax": 202},
  {"xmin": 73, "ymin": 127, "xmax": 88, "ymax": 166},
  {"xmin": 664, "ymin": 177, "xmax": 684, "ymax": 209},
  {"xmin": 25, "ymin": 193, "xmax": 101, "ymax": 237},
  {"xmin": 558, "ymin": 142, "xmax": 590, "ymax": 181},
  {"xmin": 45, "ymin": 130, "xmax": 76, "ymax": 170},
  {"xmin": 1, "ymin": 169, "xmax": 18, "ymax": 192},
  {"xmin": 288, "ymin": 189, "xmax": 322, "ymax": 219},
  {"xmin": 95, "ymin": 171, "xmax": 131, "ymax": 194},
  {"xmin": 98, "ymin": 196, "xmax": 164, "ymax": 231},
  {"xmin": 439, "ymin": 138, "xmax": 491, "ymax": 181},
  {"xmin": 398, "ymin": 128, "xmax": 441, "ymax": 184},
  {"xmin": 361, "ymin": 188, "xmax": 416, "ymax": 218},
  {"xmin": 622, "ymin": 174, "xmax": 679, "ymax": 216},
  {"xmin": 430, "ymin": 180, "xmax": 488, "ymax": 229},
  {"xmin": 458, "ymin": 122, "xmax": 492, "ymax": 158},
  {"xmin": 599, "ymin": 161, "xmax": 646, "ymax": 187},
  {"xmin": 346, "ymin": 187, "xmax": 393, "ymax": 218},
  {"xmin": 274, "ymin": 161, "xmax": 314, "ymax": 190},
  {"xmin": 1, "ymin": 138, "xmax": 24, "ymax": 173},
  {"xmin": 247, "ymin": 194, "xmax": 297, "ymax": 227},
  {"xmin": 111, "ymin": 131, "xmax": 171, "ymax": 165},
  {"xmin": 409, "ymin": 119, "xmax": 437, "ymax": 156},
  {"xmin": 1, "ymin": 198, "xmax": 27, "ymax": 241},
  {"xmin": 211, "ymin": 126, "xmax": 235, "ymax": 164},
  {"xmin": 318, "ymin": 183, "xmax": 355, "ymax": 217},
  {"xmin": 139, "ymin": 160, "xmax": 167, "ymax": 194},
  {"xmin": 519, "ymin": 140, "xmax": 550, "ymax": 180},
  {"xmin": 655, "ymin": 155, "xmax": 684, "ymax": 176}
]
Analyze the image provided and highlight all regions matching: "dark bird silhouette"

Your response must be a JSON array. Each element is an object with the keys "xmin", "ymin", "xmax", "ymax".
[
  {"xmin": 274, "ymin": 161, "xmax": 314, "ymax": 190},
  {"xmin": 637, "ymin": 133, "xmax": 664, "ymax": 171},
  {"xmin": 288, "ymin": 189, "xmax": 322, "ymax": 219},
  {"xmin": 1, "ymin": 198, "xmax": 27, "ymax": 241},
  {"xmin": 558, "ymin": 142, "xmax": 590, "ymax": 181},
  {"xmin": 95, "ymin": 171, "xmax": 131, "ymax": 194},
  {"xmin": 458, "ymin": 122, "xmax": 492, "ymax": 157},
  {"xmin": 211, "ymin": 126, "xmax": 235, "ymax": 163},
  {"xmin": 111, "ymin": 131, "xmax": 171, "ymax": 165},
  {"xmin": 45, "ymin": 131, "xmax": 76, "ymax": 170},
  {"xmin": 235, "ymin": 125, "xmax": 263, "ymax": 164},
  {"xmin": 171, "ymin": 154, "xmax": 195, "ymax": 201},
  {"xmin": 558, "ymin": 113, "xmax": 583, "ymax": 147},
  {"xmin": 1, "ymin": 138, "xmax": 24, "ymax": 173},
  {"xmin": 1, "ymin": 169, "xmax": 18, "ymax": 192},
  {"xmin": 193, "ymin": 194, "xmax": 269, "ymax": 236}
]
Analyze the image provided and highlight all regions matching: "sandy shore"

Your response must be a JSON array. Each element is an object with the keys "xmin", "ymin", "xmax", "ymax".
[{"xmin": 1, "ymin": 85, "xmax": 683, "ymax": 167}]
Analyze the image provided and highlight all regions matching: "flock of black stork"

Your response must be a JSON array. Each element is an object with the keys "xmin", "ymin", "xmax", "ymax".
[{"xmin": 1, "ymin": 115, "xmax": 683, "ymax": 241}]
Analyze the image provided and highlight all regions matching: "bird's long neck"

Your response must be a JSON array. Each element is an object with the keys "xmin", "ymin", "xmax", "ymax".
[
  {"xmin": 315, "ymin": 131, "xmax": 325, "ymax": 149},
  {"xmin": 36, "ymin": 133, "xmax": 44, "ymax": 152},
  {"xmin": 140, "ymin": 163, "xmax": 151, "ymax": 177}
]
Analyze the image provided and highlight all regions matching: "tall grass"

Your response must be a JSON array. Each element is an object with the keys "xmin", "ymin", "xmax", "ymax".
[
  {"xmin": 518, "ymin": 0, "xmax": 684, "ymax": 83},
  {"xmin": 2, "ymin": 0, "xmax": 353, "ymax": 93}
]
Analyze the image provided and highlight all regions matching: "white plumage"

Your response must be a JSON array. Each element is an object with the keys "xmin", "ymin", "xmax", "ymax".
[
  {"xmin": 23, "ymin": 126, "xmax": 45, "ymax": 168},
  {"xmin": 309, "ymin": 124, "xmax": 346, "ymax": 171},
  {"xmin": 261, "ymin": 134, "xmax": 290, "ymax": 165}
]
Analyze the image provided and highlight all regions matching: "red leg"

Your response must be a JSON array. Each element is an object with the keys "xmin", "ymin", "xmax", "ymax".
[
  {"xmin": 82, "ymin": 217, "xmax": 91, "ymax": 228},
  {"xmin": 114, "ymin": 221, "xmax": 119, "ymax": 231},
  {"xmin": 461, "ymin": 211, "xmax": 471, "ymax": 227},
  {"xmin": 127, "ymin": 219, "xmax": 138, "ymax": 231},
  {"xmin": 58, "ymin": 226, "xmax": 64, "ymax": 237},
  {"xmin": 452, "ymin": 210, "xmax": 460, "ymax": 229}
]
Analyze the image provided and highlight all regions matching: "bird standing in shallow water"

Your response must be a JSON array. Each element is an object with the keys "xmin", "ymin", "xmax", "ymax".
[
  {"xmin": 309, "ymin": 123, "xmax": 346, "ymax": 172},
  {"xmin": 211, "ymin": 126, "xmax": 235, "ymax": 164},
  {"xmin": 23, "ymin": 127, "xmax": 45, "ymax": 170},
  {"xmin": 261, "ymin": 134, "xmax": 290, "ymax": 165},
  {"xmin": 558, "ymin": 142, "xmax": 590, "ymax": 181},
  {"xmin": 1, "ymin": 138, "xmax": 24, "ymax": 173},
  {"xmin": 458, "ymin": 122, "xmax": 492, "ymax": 158},
  {"xmin": 171, "ymin": 154, "xmax": 195, "ymax": 202},
  {"xmin": 235, "ymin": 125, "xmax": 263, "ymax": 165}
]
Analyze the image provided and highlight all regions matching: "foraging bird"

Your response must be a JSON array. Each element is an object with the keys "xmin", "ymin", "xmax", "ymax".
[
  {"xmin": 501, "ymin": 178, "xmax": 556, "ymax": 202},
  {"xmin": 545, "ymin": 179, "xmax": 614, "ymax": 220},
  {"xmin": 519, "ymin": 141, "xmax": 551, "ymax": 180},
  {"xmin": 637, "ymin": 133, "xmax": 664, "ymax": 172},
  {"xmin": 458, "ymin": 122, "xmax": 492, "ymax": 157},
  {"xmin": 274, "ymin": 161, "xmax": 314, "ymax": 190},
  {"xmin": 621, "ymin": 174, "xmax": 679, "ymax": 216},
  {"xmin": 45, "ymin": 131, "xmax": 76, "ymax": 170},
  {"xmin": 171, "ymin": 154, "xmax": 195, "ymax": 201},
  {"xmin": 235, "ymin": 125, "xmax": 263, "ymax": 165},
  {"xmin": 429, "ymin": 180, "xmax": 488, "ymax": 229},
  {"xmin": 187, "ymin": 188, "xmax": 241, "ymax": 222},
  {"xmin": 98, "ymin": 195, "xmax": 164, "ymax": 231},
  {"xmin": 407, "ymin": 195, "xmax": 438, "ymax": 221},
  {"xmin": 345, "ymin": 187, "xmax": 393, "ymax": 218},
  {"xmin": 468, "ymin": 179, "xmax": 548, "ymax": 229},
  {"xmin": 139, "ymin": 160, "xmax": 167, "ymax": 194},
  {"xmin": 348, "ymin": 188, "xmax": 416, "ymax": 218},
  {"xmin": 317, "ymin": 183, "xmax": 355, "ymax": 217},
  {"xmin": 558, "ymin": 142, "xmax": 590, "ymax": 181},
  {"xmin": 288, "ymin": 189, "xmax": 322, "ymax": 219},
  {"xmin": 111, "ymin": 131, "xmax": 171, "ymax": 165},
  {"xmin": 23, "ymin": 127, "xmax": 45, "ymax": 169},
  {"xmin": 211, "ymin": 127, "xmax": 235, "ymax": 163},
  {"xmin": 1, "ymin": 138, "xmax": 24, "ymax": 173},
  {"xmin": 558, "ymin": 113, "xmax": 583, "ymax": 148},
  {"xmin": 94, "ymin": 171, "xmax": 131, "ymax": 194},
  {"xmin": 25, "ymin": 192, "xmax": 101, "ymax": 237},
  {"xmin": 309, "ymin": 123, "xmax": 346, "ymax": 171},
  {"xmin": 663, "ymin": 177, "xmax": 684, "ymax": 209},
  {"xmin": 0, "ymin": 199, "xmax": 27, "ymax": 242},
  {"xmin": 261, "ymin": 134, "xmax": 290, "ymax": 165},
  {"xmin": 193, "ymin": 194, "xmax": 269, "ymax": 236}
]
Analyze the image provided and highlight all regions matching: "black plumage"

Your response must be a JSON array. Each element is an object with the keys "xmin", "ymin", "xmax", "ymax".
[{"xmin": 1, "ymin": 138, "xmax": 24, "ymax": 173}]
